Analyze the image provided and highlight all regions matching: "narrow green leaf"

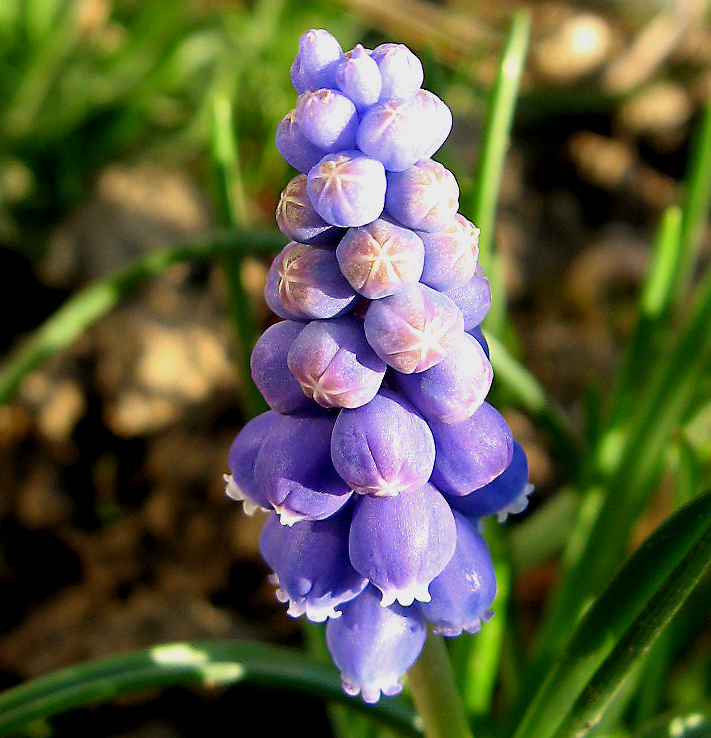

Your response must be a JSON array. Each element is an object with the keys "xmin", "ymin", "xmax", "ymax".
[
  {"xmin": 471, "ymin": 8, "xmax": 531, "ymax": 337},
  {"xmin": 512, "ymin": 488, "xmax": 711, "ymax": 738},
  {"xmin": 551, "ymin": 500, "xmax": 711, "ymax": 738},
  {"xmin": 210, "ymin": 93, "xmax": 266, "ymax": 418},
  {"xmin": 673, "ymin": 101, "xmax": 711, "ymax": 310},
  {"xmin": 0, "ymin": 229, "xmax": 284, "ymax": 405},
  {"xmin": 0, "ymin": 640, "xmax": 421, "ymax": 738}
]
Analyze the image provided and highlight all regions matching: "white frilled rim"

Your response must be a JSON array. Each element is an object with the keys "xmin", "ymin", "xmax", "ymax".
[
  {"xmin": 223, "ymin": 474, "xmax": 269, "ymax": 517},
  {"xmin": 497, "ymin": 483, "xmax": 535, "ymax": 523}
]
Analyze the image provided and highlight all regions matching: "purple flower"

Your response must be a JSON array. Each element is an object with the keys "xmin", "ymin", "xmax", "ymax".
[
  {"xmin": 396, "ymin": 332, "xmax": 493, "ymax": 424},
  {"xmin": 250, "ymin": 320, "xmax": 317, "ymax": 415},
  {"xmin": 371, "ymin": 43, "xmax": 424, "ymax": 102},
  {"xmin": 276, "ymin": 110, "xmax": 326, "ymax": 173},
  {"xmin": 337, "ymin": 44, "xmax": 382, "ymax": 112},
  {"xmin": 348, "ymin": 482, "xmax": 456, "ymax": 606},
  {"xmin": 443, "ymin": 264, "xmax": 492, "ymax": 330},
  {"xmin": 259, "ymin": 507, "xmax": 367, "ymax": 622},
  {"xmin": 307, "ymin": 150, "xmax": 387, "ymax": 228},
  {"xmin": 419, "ymin": 213, "xmax": 480, "ymax": 292},
  {"xmin": 270, "ymin": 241, "xmax": 357, "ymax": 320},
  {"xmin": 326, "ymin": 585, "xmax": 426, "ymax": 703},
  {"xmin": 294, "ymin": 29, "xmax": 343, "ymax": 91},
  {"xmin": 335, "ymin": 217, "xmax": 424, "ymax": 299},
  {"xmin": 429, "ymin": 402, "xmax": 514, "ymax": 496},
  {"xmin": 385, "ymin": 159, "xmax": 459, "ymax": 232},
  {"xmin": 418, "ymin": 510, "xmax": 496, "ymax": 636},
  {"xmin": 330, "ymin": 389, "xmax": 435, "ymax": 497},
  {"xmin": 296, "ymin": 88, "xmax": 359, "ymax": 152},
  {"xmin": 254, "ymin": 413, "xmax": 352, "ymax": 525},
  {"xmin": 363, "ymin": 282, "xmax": 464, "ymax": 373},
  {"xmin": 446, "ymin": 440, "xmax": 534, "ymax": 521},
  {"xmin": 286, "ymin": 315, "xmax": 386, "ymax": 409},
  {"xmin": 276, "ymin": 173, "xmax": 344, "ymax": 245},
  {"xmin": 225, "ymin": 411, "xmax": 280, "ymax": 515}
]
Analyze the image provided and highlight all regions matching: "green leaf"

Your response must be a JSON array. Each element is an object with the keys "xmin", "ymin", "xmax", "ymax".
[
  {"xmin": 512, "ymin": 488, "xmax": 711, "ymax": 738},
  {"xmin": 0, "ymin": 229, "xmax": 284, "ymax": 405},
  {"xmin": 0, "ymin": 640, "xmax": 421, "ymax": 738}
]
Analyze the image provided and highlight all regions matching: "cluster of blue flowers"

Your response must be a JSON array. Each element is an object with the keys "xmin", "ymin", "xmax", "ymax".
[{"xmin": 225, "ymin": 29, "xmax": 533, "ymax": 704}]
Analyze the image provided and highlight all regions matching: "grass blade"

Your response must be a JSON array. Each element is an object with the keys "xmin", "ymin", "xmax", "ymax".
[
  {"xmin": 513, "ymin": 488, "xmax": 711, "ymax": 738},
  {"xmin": 0, "ymin": 640, "xmax": 421, "ymax": 738},
  {"xmin": 471, "ymin": 8, "xmax": 531, "ymax": 337},
  {"xmin": 210, "ymin": 93, "xmax": 266, "ymax": 417},
  {"xmin": 0, "ymin": 229, "xmax": 284, "ymax": 405}
]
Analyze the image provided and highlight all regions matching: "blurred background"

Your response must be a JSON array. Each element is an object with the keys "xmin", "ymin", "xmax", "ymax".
[{"xmin": 0, "ymin": 0, "xmax": 709, "ymax": 735}]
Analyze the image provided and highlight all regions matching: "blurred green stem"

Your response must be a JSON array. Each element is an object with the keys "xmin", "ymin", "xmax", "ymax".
[{"xmin": 407, "ymin": 631, "xmax": 473, "ymax": 738}]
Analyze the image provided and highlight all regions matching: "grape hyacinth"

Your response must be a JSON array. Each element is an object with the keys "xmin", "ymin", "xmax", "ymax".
[{"xmin": 224, "ymin": 28, "xmax": 533, "ymax": 705}]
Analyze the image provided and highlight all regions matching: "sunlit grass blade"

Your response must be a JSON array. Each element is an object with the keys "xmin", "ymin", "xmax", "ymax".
[
  {"xmin": 471, "ymin": 8, "xmax": 530, "ymax": 337},
  {"xmin": 512, "ymin": 488, "xmax": 711, "ymax": 738},
  {"xmin": 0, "ymin": 640, "xmax": 421, "ymax": 738},
  {"xmin": 608, "ymin": 205, "xmax": 683, "ymax": 426},
  {"xmin": 550, "ymin": 499, "xmax": 711, "ymax": 738},
  {"xmin": 0, "ymin": 229, "xmax": 284, "ymax": 405},
  {"xmin": 210, "ymin": 93, "xmax": 266, "ymax": 417},
  {"xmin": 632, "ymin": 711, "xmax": 711, "ymax": 738}
]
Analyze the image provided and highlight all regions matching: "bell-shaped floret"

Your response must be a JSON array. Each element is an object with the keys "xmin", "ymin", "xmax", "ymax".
[
  {"xmin": 276, "ymin": 110, "xmax": 326, "ymax": 173},
  {"xmin": 286, "ymin": 316, "xmax": 386, "ymax": 409},
  {"xmin": 395, "ymin": 333, "xmax": 493, "ymax": 424},
  {"xmin": 418, "ymin": 510, "xmax": 496, "ymax": 636},
  {"xmin": 294, "ymin": 29, "xmax": 343, "ymax": 91},
  {"xmin": 429, "ymin": 402, "xmax": 514, "ymax": 496},
  {"xmin": 385, "ymin": 159, "xmax": 459, "ymax": 232},
  {"xmin": 419, "ymin": 214, "xmax": 480, "ymax": 291},
  {"xmin": 270, "ymin": 241, "xmax": 357, "ymax": 320},
  {"xmin": 416, "ymin": 90, "xmax": 453, "ymax": 160},
  {"xmin": 307, "ymin": 151, "xmax": 387, "ymax": 228},
  {"xmin": 296, "ymin": 89, "xmax": 359, "ymax": 152},
  {"xmin": 446, "ymin": 440, "xmax": 534, "ymax": 522},
  {"xmin": 337, "ymin": 45, "xmax": 382, "ymax": 112},
  {"xmin": 336, "ymin": 217, "xmax": 424, "ymax": 299},
  {"xmin": 254, "ymin": 413, "xmax": 352, "ymax": 525},
  {"xmin": 225, "ymin": 411, "xmax": 281, "ymax": 515},
  {"xmin": 259, "ymin": 507, "xmax": 367, "ymax": 622},
  {"xmin": 276, "ymin": 174, "xmax": 344, "ymax": 245},
  {"xmin": 363, "ymin": 282, "xmax": 463, "ymax": 373},
  {"xmin": 443, "ymin": 264, "xmax": 491, "ymax": 330},
  {"xmin": 371, "ymin": 43, "xmax": 423, "ymax": 102},
  {"xmin": 250, "ymin": 320, "xmax": 316, "ymax": 414},
  {"xmin": 326, "ymin": 584, "xmax": 426, "ymax": 703},
  {"xmin": 330, "ymin": 389, "xmax": 435, "ymax": 496},
  {"xmin": 348, "ymin": 482, "xmax": 456, "ymax": 606}
]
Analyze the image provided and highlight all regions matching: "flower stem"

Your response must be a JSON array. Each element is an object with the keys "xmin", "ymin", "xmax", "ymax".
[{"xmin": 407, "ymin": 630, "xmax": 474, "ymax": 738}]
